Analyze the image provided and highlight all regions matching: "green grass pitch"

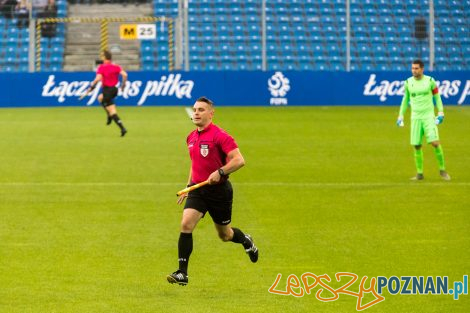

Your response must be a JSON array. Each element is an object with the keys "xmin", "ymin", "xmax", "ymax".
[{"xmin": 0, "ymin": 106, "xmax": 469, "ymax": 312}]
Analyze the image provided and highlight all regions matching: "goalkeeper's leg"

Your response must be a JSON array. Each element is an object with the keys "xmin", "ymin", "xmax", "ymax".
[
  {"xmin": 411, "ymin": 146, "xmax": 424, "ymax": 180},
  {"xmin": 410, "ymin": 120, "xmax": 424, "ymax": 180},
  {"xmin": 431, "ymin": 141, "xmax": 450, "ymax": 180}
]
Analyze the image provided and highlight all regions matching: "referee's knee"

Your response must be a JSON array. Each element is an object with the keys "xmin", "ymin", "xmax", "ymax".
[{"xmin": 180, "ymin": 221, "xmax": 195, "ymax": 233}]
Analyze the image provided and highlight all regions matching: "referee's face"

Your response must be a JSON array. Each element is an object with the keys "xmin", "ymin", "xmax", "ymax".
[{"xmin": 192, "ymin": 101, "xmax": 214, "ymax": 128}]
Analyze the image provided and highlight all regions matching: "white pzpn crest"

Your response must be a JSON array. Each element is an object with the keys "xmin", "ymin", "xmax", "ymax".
[
  {"xmin": 268, "ymin": 72, "xmax": 290, "ymax": 105},
  {"xmin": 200, "ymin": 144, "xmax": 209, "ymax": 157},
  {"xmin": 268, "ymin": 72, "xmax": 290, "ymax": 97}
]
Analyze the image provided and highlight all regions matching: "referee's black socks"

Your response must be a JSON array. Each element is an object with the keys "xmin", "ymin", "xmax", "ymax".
[
  {"xmin": 102, "ymin": 104, "xmax": 112, "ymax": 125},
  {"xmin": 231, "ymin": 227, "xmax": 251, "ymax": 249},
  {"xmin": 111, "ymin": 114, "xmax": 125, "ymax": 130},
  {"xmin": 178, "ymin": 232, "xmax": 193, "ymax": 274}
]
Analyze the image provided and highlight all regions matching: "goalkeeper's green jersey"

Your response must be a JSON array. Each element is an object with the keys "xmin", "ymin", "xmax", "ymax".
[{"xmin": 399, "ymin": 75, "xmax": 444, "ymax": 119}]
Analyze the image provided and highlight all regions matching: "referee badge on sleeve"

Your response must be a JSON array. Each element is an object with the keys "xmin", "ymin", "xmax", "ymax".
[{"xmin": 200, "ymin": 144, "xmax": 209, "ymax": 157}]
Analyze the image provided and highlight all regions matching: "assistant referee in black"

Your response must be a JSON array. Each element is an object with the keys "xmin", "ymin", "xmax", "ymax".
[{"xmin": 167, "ymin": 97, "xmax": 259, "ymax": 286}]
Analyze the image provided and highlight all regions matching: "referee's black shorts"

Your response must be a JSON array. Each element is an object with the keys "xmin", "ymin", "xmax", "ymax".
[
  {"xmin": 102, "ymin": 86, "xmax": 118, "ymax": 106},
  {"xmin": 184, "ymin": 180, "xmax": 233, "ymax": 225}
]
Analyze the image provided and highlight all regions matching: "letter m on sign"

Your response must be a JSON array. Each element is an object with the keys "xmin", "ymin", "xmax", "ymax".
[{"xmin": 120, "ymin": 24, "xmax": 137, "ymax": 40}]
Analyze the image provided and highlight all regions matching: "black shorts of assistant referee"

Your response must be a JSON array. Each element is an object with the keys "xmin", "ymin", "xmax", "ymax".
[
  {"xmin": 102, "ymin": 86, "xmax": 118, "ymax": 106},
  {"xmin": 184, "ymin": 180, "xmax": 233, "ymax": 225}
]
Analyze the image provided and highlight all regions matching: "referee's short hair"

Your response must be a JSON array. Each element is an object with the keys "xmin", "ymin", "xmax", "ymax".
[
  {"xmin": 197, "ymin": 96, "xmax": 214, "ymax": 107},
  {"xmin": 412, "ymin": 59, "xmax": 424, "ymax": 68},
  {"xmin": 103, "ymin": 50, "xmax": 112, "ymax": 61}
]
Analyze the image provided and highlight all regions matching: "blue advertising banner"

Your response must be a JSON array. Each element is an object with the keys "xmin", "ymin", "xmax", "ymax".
[{"xmin": 0, "ymin": 71, "xmax": 469, "ymax": 107}]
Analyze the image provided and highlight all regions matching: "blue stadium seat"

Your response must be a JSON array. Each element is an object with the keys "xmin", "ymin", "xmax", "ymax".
[{"xmin": 135, "ymin": 0, "xmax": 470, "ymax": 72}]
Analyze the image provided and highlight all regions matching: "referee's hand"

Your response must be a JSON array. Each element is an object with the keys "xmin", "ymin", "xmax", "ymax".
[
  {"xmin": 177, "ymin": 193, "xmax": 188, "ymax": 205},
  {"xmin": 208, "ymin": 170, "xmax": 222, "ymax": 185}
]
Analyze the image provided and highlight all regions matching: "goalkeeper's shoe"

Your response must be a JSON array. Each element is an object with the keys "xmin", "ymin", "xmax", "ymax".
[
  {"xmin": 439, "ymin": 170, "xmax": 451, "ymax": 181},
  {"xmin": 167, "ymin": 270, "xmax": 188, "ymax": 286},
  {"xmin": 244, "ymin": 235, "xmax": 259, "ymax": 263},
  {"xmin": 410, "ymin": 173, "xmax": 424, "ymax": 181}
]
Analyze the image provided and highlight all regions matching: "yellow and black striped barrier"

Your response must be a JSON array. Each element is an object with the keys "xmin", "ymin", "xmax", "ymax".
[
  {"xmin": 100, "ymin": 19, "xmax": 109, "ymax": 56},
  {"xmin": 39, "ymin": 17, "xmax": 171, "ymax": 24},
  {"xmin": 35, "ymin": 16, "xmax": 174, "ymax": 71},
  {"xmin": 35, "ymin": 20, "xmax": 42, "ymax": 71}
]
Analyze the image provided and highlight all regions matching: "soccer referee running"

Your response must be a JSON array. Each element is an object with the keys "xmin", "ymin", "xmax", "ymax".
[
  {"xmin": 397, "ymin": 59, "xmax": 450, "ymax": 180},
  {"xmin": 87, "ymin": 50, "xmax": 128, "ymax": 137},
  {"xmin": 167, "ymin": 96, "xmax": 258, "ymax": 286}
]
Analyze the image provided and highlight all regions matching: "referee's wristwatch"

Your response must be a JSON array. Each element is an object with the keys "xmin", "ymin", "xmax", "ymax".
[{"xmin": 218, "ymin": 168, "xmax": 226, "ymax": 177}]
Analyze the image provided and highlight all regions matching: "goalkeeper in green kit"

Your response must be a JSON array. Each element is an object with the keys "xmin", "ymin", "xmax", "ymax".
[{"xmin": 397, "ymin": 59, "xmax": 450, "ymax": 181}]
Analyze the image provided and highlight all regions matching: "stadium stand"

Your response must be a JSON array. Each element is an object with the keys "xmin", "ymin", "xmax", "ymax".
[
  {"xmin": 145, "ymin": 0, "xmax": 469, "ymax": 71},
  {"xmin": 0, "ymin": 0, "xmax": 66, "ymax": 72}
]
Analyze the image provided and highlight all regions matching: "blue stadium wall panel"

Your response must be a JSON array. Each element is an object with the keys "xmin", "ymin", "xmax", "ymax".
[{"xmin": 1, "ymin": 71, "xmax": 469, "ymax": 107}]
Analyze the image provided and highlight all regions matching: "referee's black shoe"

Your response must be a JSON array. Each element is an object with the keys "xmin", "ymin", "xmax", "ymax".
[
  {"xmin": 244, "ymin": 235, "xmax": 258, "ymax": 263},
  {"xmin": 167, "ymin": 270, "xmax": 188, "ymax": 286},
  {"xmin": 121, "ymin": 128, "xmax": 127, "ymax": 137},
  {"xmin": 107, "ymin": 116, "xmax": 112, "ymax": 125}
]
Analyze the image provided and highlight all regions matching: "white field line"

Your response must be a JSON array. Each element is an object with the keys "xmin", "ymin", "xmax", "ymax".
[
  {"xmin": 185, "ymin": 107, "xmax": 193, "ymax": 119},
  {"xmin": 0, "ymin": 182, "xmax": 468, "ymax": 187}
]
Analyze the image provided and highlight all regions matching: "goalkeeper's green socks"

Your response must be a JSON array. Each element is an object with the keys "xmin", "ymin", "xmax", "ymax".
[
  {"xmin": 414, "ymin": 148, "xmax": 424, "ymax": 174},
  {"xmin": 434, "ymin": 145, "xmax": 446, "ymax": 171}
]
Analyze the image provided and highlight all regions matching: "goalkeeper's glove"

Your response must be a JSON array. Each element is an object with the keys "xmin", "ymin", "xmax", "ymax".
[
  {"xmin": 435, "ymin": 112, "xmax": 444, "ymax": 125},
  {"xmin": 396, "ymin": 116, "xmax": 404, "ymax": 127}
]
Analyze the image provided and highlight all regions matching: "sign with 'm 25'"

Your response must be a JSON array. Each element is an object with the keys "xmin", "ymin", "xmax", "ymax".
[{"xmin": 120, "ymin": 24, "xmax": 156, "ymax": 40}]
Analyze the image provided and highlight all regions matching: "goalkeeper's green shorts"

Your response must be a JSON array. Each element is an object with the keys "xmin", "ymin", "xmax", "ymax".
[{"xmin": 410, "ymin": 117, "xmax": 439, "ymax": 146}]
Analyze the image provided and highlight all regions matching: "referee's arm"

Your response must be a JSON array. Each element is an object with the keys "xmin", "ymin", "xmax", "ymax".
[
  {"xmin": 89, "ymin": 74, "xmax": 103, "ymax": 90},
  {"xmin": 120, "ymin": 70, "xmax": 128, "ymax": 90},
  {"xmin": 208, "ymin": 148, "xmax": 245, "ymax": 184},
  {"xmin": 177, "ymin": 168, "xmax": 193, "ymax": 204}
]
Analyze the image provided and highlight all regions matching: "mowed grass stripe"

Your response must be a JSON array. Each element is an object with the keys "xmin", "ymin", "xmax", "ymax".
[
  {"xmin": 0, "ymin": 106, "xmax": 469, "ymax": 313},
  {"xmin": 0, "ymin": 181, "xmax": 469, "ymax": 187}
]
